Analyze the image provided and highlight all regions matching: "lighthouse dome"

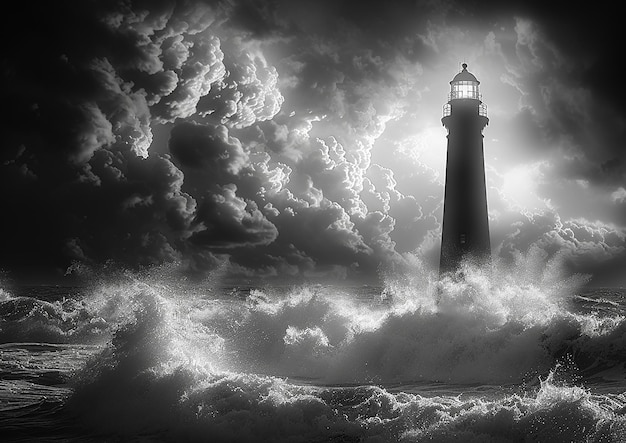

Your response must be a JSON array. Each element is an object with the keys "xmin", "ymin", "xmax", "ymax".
[
  {"xmin": 450, "ymin": 63, "xmax": 480, "ymax": 84},
  {"xmin": 448, "ymin": 63, "xmax": 481, "ymax": 101}
]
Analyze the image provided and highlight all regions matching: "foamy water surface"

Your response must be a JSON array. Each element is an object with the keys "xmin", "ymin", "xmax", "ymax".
[{"xmin": 1, "ymin": 257, "xmax": 626, "ymax": 442}]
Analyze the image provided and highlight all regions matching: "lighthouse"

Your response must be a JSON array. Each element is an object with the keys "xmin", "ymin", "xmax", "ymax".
[{"xmin": 439, "ymin": 63, "xmax": 491, "ymax": 274}]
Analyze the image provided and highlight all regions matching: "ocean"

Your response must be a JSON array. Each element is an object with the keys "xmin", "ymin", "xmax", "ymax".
[{"xmin": 1, "ymin": 261, "xmax": 626, "ymax": 442}]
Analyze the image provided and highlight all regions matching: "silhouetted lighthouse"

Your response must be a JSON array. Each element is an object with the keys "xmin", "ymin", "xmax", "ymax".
[{"xmin": 439, "ymin": 63, "xmax": 491, "ymax": 274}]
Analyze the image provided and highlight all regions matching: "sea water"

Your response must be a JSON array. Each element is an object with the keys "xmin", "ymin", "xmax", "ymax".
[{"xmin": 1, "ymin": 257, "xmax": 626, "ymax": 442}]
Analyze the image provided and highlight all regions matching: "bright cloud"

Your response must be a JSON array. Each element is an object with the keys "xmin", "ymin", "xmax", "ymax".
[{"xmin": 1, "ymin": 0, "xmax": 625, "ymax": 286}]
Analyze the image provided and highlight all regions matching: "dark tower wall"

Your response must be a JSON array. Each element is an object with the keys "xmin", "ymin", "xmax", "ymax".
[{"xmin": 439, "ymin": 99, "xmax": 490, "ymax": 274}]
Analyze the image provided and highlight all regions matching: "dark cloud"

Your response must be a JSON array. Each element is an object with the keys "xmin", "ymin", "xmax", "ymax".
[
  {"xmin": 1, "ymin": 0, "xmax": 625, "ymax": 285},
  {"xmin": 169, "ymin": 122, "xmax": 248, "ymax": 177},
  {"xmin": 497, "ymin": 210, "xmax": 626, "ymax": 286},
  {"xmin": 488, "ymin": 14, "xmax": 626, "ymax": 191},
  {"xmin": 189, "ymin": 184, "xmax": 278, "ymax": 248},
  {"xmin": 1, "ymin": 0, "xmax": 221, "ymax": 278}
]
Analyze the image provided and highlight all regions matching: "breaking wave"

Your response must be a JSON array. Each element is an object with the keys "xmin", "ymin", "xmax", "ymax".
[{"xmin": 3, "ymin": 253, "xmax": 626, "ymax": 441}]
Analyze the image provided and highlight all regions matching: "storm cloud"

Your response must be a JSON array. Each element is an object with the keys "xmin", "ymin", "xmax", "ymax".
[{"xmin": 1, "ymin": 0, "xmax": 625, "ymax": 285}]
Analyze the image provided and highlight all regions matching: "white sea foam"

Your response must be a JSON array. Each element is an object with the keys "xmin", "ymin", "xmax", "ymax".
[{"xmin": 3, "ymin": 253, "xmax": 626, "ymax": 441}]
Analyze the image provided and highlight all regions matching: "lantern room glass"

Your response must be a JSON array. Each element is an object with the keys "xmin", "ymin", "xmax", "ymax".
[{"xmin": 451, "ymin": 80, "xmax": 479, "ymax": 100}]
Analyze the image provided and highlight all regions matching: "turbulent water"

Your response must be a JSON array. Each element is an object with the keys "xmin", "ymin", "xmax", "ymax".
[{"xmin": 1, "ymin": 259, "xmax": 626, "ymax": 442}]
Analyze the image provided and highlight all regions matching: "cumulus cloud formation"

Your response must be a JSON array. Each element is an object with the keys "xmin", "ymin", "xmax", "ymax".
[
  {"xmin": 190, "ymin": 183, "xmax": 278, "ymax": 248},
  {"xmin": 1, "ymin": 0, "xmax": 625, "ymax": 285},
  {"xmin": 498, "ymin": 211, "xmax": 626, "ymax": 285},
  {"xmin": 170, "ymin": 122, "xmax": 248, "ymax": 177}
]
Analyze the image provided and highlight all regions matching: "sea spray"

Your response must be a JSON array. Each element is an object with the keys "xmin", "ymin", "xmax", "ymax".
[
  {"xmin": 6, "ymin": 253, "xmax": 618, "ymax": 440},
  {"xmin": 200, "ymin": 255, "xmax": 603, "ymax": 384},
  {"xmin": 67, "ymin": 295, "xmax": 626, "ymax": 443},
  {"xmin": 62, "ymin": 254, "xmax": 626, "ymax": 387}
]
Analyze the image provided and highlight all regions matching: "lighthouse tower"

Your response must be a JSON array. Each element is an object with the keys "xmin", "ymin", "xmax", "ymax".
[{"xmin": 439, "ymin": 63, "xmax": 491, "ymax": 274}]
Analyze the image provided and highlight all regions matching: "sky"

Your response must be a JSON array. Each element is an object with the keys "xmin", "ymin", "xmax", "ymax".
[{"xmin": 1, "ymin": 0, "xmax": 625, "ymax": 287}]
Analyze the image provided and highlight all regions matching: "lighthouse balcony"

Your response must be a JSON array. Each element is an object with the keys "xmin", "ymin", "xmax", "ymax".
[
  {"xmin": 479, "ymin": 103, "xmax": 488, "ymax": 117},
  {"xmin": 442, "ymin": 102, "xmax": 488, "ymax": 118}
]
